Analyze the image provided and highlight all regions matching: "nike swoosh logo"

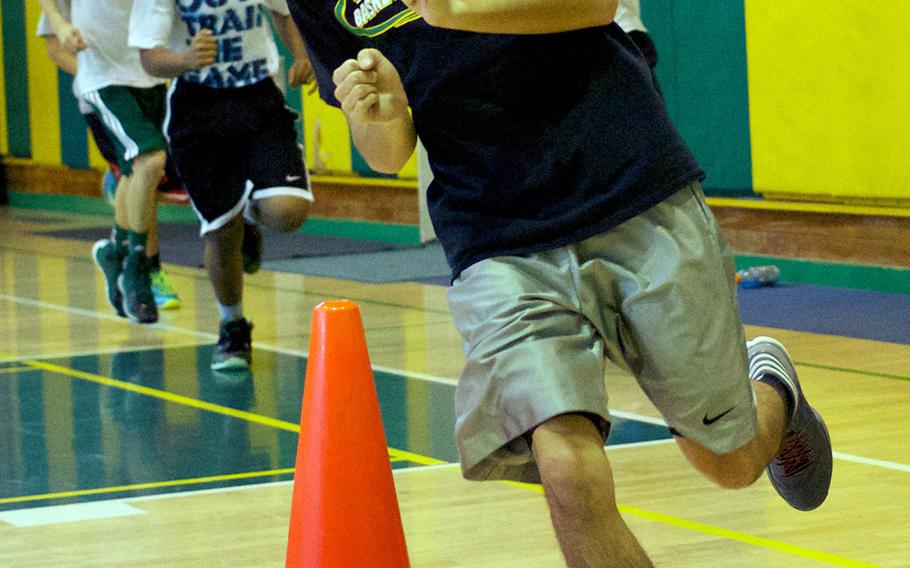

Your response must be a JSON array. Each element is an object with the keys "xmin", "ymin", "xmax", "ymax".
[
  {"xmin": 703, "ymin": 406, "xmax": 736, "ymax": 425},
  {"xmin": 285, "ymin": 175, "xmax": 303, "ymax": 182}
]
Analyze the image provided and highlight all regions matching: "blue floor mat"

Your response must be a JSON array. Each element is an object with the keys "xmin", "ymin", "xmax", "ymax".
[{"xmin": 738, "ymin": 283, "xmax": 910, "ymax": 345}]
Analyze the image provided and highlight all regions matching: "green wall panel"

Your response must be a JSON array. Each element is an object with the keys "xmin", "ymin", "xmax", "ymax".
[
  {"xmin": 2, "ymin": 0, "xmax": 32, "ymax": 158},
  {"xmin": 643, "ymin": 0, "xmax": 753, "ymax": 195}
]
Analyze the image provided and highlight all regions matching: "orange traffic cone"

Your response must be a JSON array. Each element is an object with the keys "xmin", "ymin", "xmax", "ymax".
[{"xmin": 286, "ymin": 300, "xmax": 410, "ymax": 568}]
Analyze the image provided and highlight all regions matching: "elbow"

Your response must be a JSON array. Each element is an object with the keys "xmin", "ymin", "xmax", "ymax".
[
  {"xmin": 365, "ymin": 155, "xmax": 409, "ymax": 175},
  {"xmin": 138, "ymin": 50, "xmax": 158, "ymax": 77},
  {"xmin": 138, "ymin": 48, "xmax": 174, "ymax": 78}
]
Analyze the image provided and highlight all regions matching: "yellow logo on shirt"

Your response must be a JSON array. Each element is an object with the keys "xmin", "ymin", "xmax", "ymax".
[{"xmin": 334, "ymin": 0, "xmax": 421, "ymax": 37}]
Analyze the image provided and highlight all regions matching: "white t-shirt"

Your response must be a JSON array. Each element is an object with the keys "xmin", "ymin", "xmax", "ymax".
[
  {"xmin": 129, "ymin": 0, "xmax": 287, "ymax": 89},
  {"xmin": 48, "ymin": 0, "xmax": 164, "ymax": 95},
  {"xmin": 36, "ymin": 6, "xmax": 93, "ymax": 113},
  {"xmin": 615, "ymin": 0, "xmax": 647, "ymax": 33}
]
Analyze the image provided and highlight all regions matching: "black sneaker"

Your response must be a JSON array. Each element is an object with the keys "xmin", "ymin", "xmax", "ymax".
[
  {"xmin": 241, "ymin": 222, "xmax": 263, "ymax": 275},
  {"xmin": 747, "ymin": 336, "xmax": 833, "ymax": 511},
  {"xmin": 212, "ymin": 318, "xmax": 253, "ymax": 370},
  {"xmin": 117, "ymin": 250, "xmax": 159, "ymax": 324},
  {"xmin": 92, "ymin": 239, "xmax": 126, "ymax": 317}
]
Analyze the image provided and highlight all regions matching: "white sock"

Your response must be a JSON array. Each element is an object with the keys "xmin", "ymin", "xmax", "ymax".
[{"xmin": 217, "ymin": 301, "xmax": 243, "ymax": 322}]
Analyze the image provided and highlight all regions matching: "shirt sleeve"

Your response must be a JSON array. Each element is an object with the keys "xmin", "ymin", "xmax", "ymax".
[
  {"xmin": 36, "ymin": 13, "xmax": 54, "ymax": 37},
  {"xmin": 265, "ymin": 0, "xmax": 291, "ymax": 17},
  {"xmin": 286, "ymin": 0, "xmax": 362, "ymax": 107},
  {"xmin": 36, "ymin": 0, "xmax": 71, "ymax": 37},
  {"xmin": 128, "ymin": 0, "xmax": 180, "ymax": 50}
]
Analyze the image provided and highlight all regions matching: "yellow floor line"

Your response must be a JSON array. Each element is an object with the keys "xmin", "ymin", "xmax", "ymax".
[
  {"xmin": 0, "ymin": 355, "xmax": 882, "ymax": 567},
  {"xmin": 0, "ymin": 367, "xmax": 35, "ymax": 375},
  {"xmin": 501, "ymin": 482, "xmax": 881, "ymax": 568},
  {"xmin": 4, "ymin": 355, "xmax": 447, "ymax": 469},
  {"xmin": 0, "ymin": 469, "xmax": 296, "ymax": 506},
  {"xmin": 20, "ymin": 358, "xmax": 302, "ymax": 432}
]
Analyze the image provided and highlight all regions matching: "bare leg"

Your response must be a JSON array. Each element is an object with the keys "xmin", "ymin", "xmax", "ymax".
[
  {"xmin": 532, "ymin": 414, "xmax": 652, "ymax": 568},
  {"xmin": 676, "ymin": 381, "xmax": 787, "ymax": 488},
  {"xmin": 147, "ymin": 196, "xmax": 159, "ymax": 258},
  {"xmin": 248, "ymin": 194, "xmax": 310, "ymax": 233},
  {"xmin": 114, "ymin": 174, "xmax": 130, "ymax": 229},
  {"xmin": 204, "ymin": 215, "xmax": 244, "ymax": 306},
  {"xmin": 125, "ymin": 150, "xmax": 166, "ymax": 234}
]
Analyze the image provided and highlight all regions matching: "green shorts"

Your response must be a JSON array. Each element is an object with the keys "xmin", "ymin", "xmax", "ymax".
[
  {"xmin": 82, "ymin": 84, "xmax": 167, "ymax": 176},
  {"xmin": 446, "ymin": 183, "xmax": 758, "ymax": 483}
]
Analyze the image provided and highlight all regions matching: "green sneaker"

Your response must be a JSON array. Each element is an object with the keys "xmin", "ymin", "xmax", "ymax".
[
  {"xmin": 151, "ymin": 269, "xmax": 181, "ymax": 310},
  {"xmin": 212, "ymin": 318, "xmax": 253, "ymax": 370},
  {"xmin": 117, "ymin": 250, "xmax": 159, "ymax": 324},
  {"xmin": 92, "ymin": 239, "xmax": 126, "ymax": 318}
]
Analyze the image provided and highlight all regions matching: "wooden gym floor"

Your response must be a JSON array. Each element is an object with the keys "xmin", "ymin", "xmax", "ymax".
[{"xmin": 0, "ymin": 206, "xmax": 908, "ymax": 567}]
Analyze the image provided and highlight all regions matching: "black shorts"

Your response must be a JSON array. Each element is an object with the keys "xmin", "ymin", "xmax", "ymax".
[
  {"xmin": 165, "ymin": 78, "xmax": 313, "ymax": 235},
  {"xmin": 83, "ymin": 111, "xmax": 119, "ymax": 167}
]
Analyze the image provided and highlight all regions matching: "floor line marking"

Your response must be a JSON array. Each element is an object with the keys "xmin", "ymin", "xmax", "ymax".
[
  {"xmin": 3, "ymin": 293, "xmax": 909, "ymax": 474},
  {"xmin": 0, "ymin": 342, "xmax": 207, "ymax": 364},
  {"xmin": 0, "ymin": 367, "xmax": 36, "ymax": 375},
  {"xmin": 499, "ymin": 481, "xmax": 881, "ymax": 568},
  {"xmin": 0, "ymin": 469, "xmax": 297, "ymax": 506},
  {"xmin": 618, "ymin": 504, "xmax": 881, "ymax": 568},
  {"xmin": 833, "ymin": 451, "xmax": 910, "ymax": 473},
  {"xmin": 17, "ymin": 358, "xmax": 302, "ymax": 432},
  {"xmin": 2, "ymin": 462, "xmax": 466, "ymax": 511},
  {"xmin": 3, "ymin": 355, "xmax": 446, "ymax": 470},
  {"xmin": 0, "ymin": 501, "xmax": 146, "ymax": 527},
  {"xmin": 797, "ymin": 361, "xmax": 910, "ymax": 382}
]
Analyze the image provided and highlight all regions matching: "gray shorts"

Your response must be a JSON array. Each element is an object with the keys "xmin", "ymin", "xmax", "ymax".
[{"xmin": 446, "ymin": 183, "xmax": 758, "ymax": 483}]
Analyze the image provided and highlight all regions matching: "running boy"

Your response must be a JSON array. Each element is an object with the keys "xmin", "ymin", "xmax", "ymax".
[
  {"xmin": 129, "ymin": 0, "xmax": 315, "ymax": 370},
  {"xmin": 39, "ymin": 0, "xmax": 171, "ymax": 323},
  {"xmin": 37, "ymin": 5, "xmax": 183, "ymax": 312},
  {"xmin": 288, "ymin": 1, "xmax": 833, "ymax": 566}
]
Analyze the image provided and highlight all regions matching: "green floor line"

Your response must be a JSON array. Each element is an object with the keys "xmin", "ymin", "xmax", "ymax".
[
  {"xmin": 9, "ymin": 192, "xmax": 910, "ymax": 293},
  {"xmin": 797, "ymin": 361, "xmax": 910, "ymax": 383}
]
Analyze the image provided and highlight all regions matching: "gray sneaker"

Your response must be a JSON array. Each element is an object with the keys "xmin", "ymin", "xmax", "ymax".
[{"xmin": 747, "ymin": 336, "xmax": 833, "ymax": 511}]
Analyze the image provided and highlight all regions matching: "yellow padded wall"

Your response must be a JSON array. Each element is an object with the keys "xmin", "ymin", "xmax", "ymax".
[
  {"xmin": 745, "ymin": 1, "xmax": 910, "ymax": 201},
  {"xmin": 26, "ymin": 1, "xmax": 62, "ymax": 165}
]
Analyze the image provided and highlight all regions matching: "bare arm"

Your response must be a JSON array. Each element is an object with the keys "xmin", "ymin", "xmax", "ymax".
[
  {"xmin": 271, "ymin": 12, "xmax": 314, "ymax": 88},
  {"xmin": 402, "ymin": 0, "xmax": 617, "ymax": 34},
  {"xmin": 333, "ymin": 49, "xmax": 416, "ymax": 174},
  {"xmin": 44, "ymin": 36, "xmax": 78, "ymax": 75},
  {"xmin": 37, "ymin": 0, "xmax": 86, "ymax": 52},
  {"xmin": 139, "ymin": 29, "xmax": 216, "ymax": 78}
]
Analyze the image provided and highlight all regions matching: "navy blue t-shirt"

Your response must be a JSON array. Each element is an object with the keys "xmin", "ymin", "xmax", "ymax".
[{"xmin": 288, "ymin": 1, "xmax": 704, "ymax": 278}]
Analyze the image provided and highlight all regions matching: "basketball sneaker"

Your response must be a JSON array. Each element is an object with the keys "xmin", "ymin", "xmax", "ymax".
[
  {"xmin": 117, "ymin": 249, "xmax": 159, "ymax": 324},
  {"xmin": 747, "ymin": 336, "xmax": 833, "ymax": 511},
  {"xmin": 151, "ymin": 269, "xmax": 181, "ymax": 310},
  {"xmin": 212, "ymin": 318, "xmax": 253, "ymax": 370},
  {"xmin": 92, "ymin": 239, "xmax": 126, "ymax": 317},
  {"xmin": 101, "ymin": 169, "xmax": 118, "ymax": 207},
  {"xmin": 241, "ymin": 222, "xmax": 263, "ymax": 275}
]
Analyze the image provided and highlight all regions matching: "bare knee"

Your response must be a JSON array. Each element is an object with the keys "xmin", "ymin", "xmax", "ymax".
[
  {"xmin": 532, "ymin": 415, "xmax": 615, "ymax": 503},
  {"xmin": 133, "ymin": 149, "xmax": 167, "ymax": 179},
  {"xmin": 252, "ymin": 196, "xmax": 310, "ymax": 233},
  {"xmin": 676, "ymin": 437, "xmax": 764, "ymax": 489}
]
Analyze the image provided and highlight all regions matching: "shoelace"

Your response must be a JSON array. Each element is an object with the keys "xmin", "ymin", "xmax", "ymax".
[{"xmin": 775, "ymin": 432, "xmax": 814, "ymax": 477}]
